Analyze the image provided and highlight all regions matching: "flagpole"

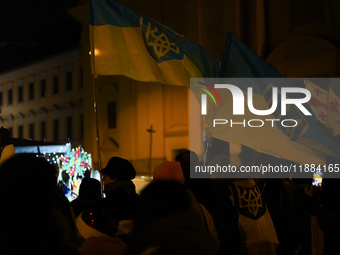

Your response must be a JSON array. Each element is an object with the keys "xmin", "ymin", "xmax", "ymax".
[
  {"xmin": 89, "ymin": 25, "xmax": 103, "ymax": 197},
  {"xmin": 92, "ymin": 75, "xmax": 102, "ymax": 172}
]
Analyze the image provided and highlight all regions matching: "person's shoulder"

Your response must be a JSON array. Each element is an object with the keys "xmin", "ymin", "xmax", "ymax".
[{"xmin": 0, "ymin": 144, "xmax": 15, "ymax": 165}]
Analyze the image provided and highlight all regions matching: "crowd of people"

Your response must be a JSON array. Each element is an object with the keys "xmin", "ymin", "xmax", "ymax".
[{"xmin": 0, "ymin": 150, "xmax": 339, "ymax": 255}]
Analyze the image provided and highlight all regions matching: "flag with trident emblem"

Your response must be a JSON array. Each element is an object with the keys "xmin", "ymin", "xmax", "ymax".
[{"xmin": 89, "ymin": 0, "xmax": 220, "ymax": 87}]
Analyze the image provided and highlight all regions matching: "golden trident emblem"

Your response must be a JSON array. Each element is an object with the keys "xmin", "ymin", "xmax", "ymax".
[{"xmin": 143, "ymin": 19, "xmax": 180, "ymax": 59}]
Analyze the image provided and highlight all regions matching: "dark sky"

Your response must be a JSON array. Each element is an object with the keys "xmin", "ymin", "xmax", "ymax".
[{"xmin": 0, "ymin": 0, "xmax": 79, "ymax": 41}]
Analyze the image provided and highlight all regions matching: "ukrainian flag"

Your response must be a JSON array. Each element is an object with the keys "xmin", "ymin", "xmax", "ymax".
[
  {"xmin": 89, "ymin": 0, "xmax": 220, "ymax": 87},
  {"xmin": 208, "ymin": 32, "xmax": 340, "ymax": 165}
]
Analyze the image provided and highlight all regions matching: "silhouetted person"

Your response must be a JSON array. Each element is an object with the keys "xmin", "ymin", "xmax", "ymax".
[
  {"xmin": 76, "ymin": 201, "xmax": 127, "ymax": 255},
  {"xmin": 71, "ymin": 177, "xmax": 102, "ymax": 217},
  {"xmin": 94, "ymin": 157, "xmax": 139, "ymax": 244},
  {"xmin": 0, "ymin": 153, "xmax": 78, "ymax": 254},
  {"xmin": 127, "ymin": 180, "xmax": 220, "ymax": 255},
  {"xmin": 176, "ymin": 150, "xmax": 242, "ymax": 255}
]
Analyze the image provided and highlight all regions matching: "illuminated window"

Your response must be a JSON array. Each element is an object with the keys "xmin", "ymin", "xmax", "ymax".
[
  {"xmin": 67, "ymin": 116, "xmax": 72, "ymax": 140},
  {"xmin": 40, "ymin": 79, "xmax": 46, "ymax": 98},
  {"xmin": 18, "ymin": 125, "xmax": 23, "ymax": 139},
  {"xmin": 7, "ymin": 82, "xmax": 13, "ymax": 106},
  {"xmin": 29, "ymin": 123, "xmax": 34, "ymax": 140},
  {"xmin": 79, "ymin": 68, "xmax": 83, "ymax": 88},
  {"xmin": 107, "ymin": 102, "xmax": 116, "ymax": 129},
  {"xmin": 41, "ymin": 121, "xmax": 46, "ymax": 141},
  {"xmin": 18, "ymin": 85, "xmax": 23, "ymax": 103},
  {"xmin": 53, "ymin": 75, "xmax": 59, "ymax": 94},
  {"xmin": 54, "ymin": 119, "xmax": 59, "ymax": 141},
  {"xmin": 8, "ymin": 89, "xmax": 12, "ymax": 105},
  {"xmin": 66, "ymin": 71, "xmax": 72, "ymax": 91},
  {"xmin": 29, "ymin": 82, "xmax": 34, "ymax": 100}
]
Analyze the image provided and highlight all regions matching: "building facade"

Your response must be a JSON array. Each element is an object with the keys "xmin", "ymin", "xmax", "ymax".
[{"xmin": 0, "ymin": 49, "xmax": 83, "ymax": 147}]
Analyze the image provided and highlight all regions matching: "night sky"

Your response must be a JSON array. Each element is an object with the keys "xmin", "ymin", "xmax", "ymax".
[
  {"xmin": 0, "ymin": 0, "xmax": 80, "ymax": 72},
  {"xmin": 0, "ymin": 0, "xmax": 78, "ymax": 41}
]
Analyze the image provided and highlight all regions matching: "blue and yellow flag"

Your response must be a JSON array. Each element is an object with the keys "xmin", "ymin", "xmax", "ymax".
[
  {"xmin": 210, "ymin": 32, "xmax": 340, "ymax": 164},
  {"xmin": 89, "ymin": 0, "xmax": 220, "ymax": 87}
]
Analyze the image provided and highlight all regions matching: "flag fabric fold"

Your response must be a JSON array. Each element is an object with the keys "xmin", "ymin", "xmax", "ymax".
[
  {"xmin": 305, "ymin": 80, "xmax": 328, "ymax": 125},
  {"xmin": 206, "ymin": 32, "xmax": 340, "ymax": 164},
  {"xmin": 327, "ymin": 87, "xmax": 340, "ymax": 132},
  {"xmin": 89, "ymin": 0, "xmax": 220, "ymax": 87}
]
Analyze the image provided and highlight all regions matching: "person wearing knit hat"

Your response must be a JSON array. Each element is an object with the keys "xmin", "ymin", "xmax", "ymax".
[
  {"xmin": 152, "ymin": 161, "xmax": 185, "ymax": 184},
  {"xmin": 76, "ymin": 204, "xmax": 127, "ymax": 255}
]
